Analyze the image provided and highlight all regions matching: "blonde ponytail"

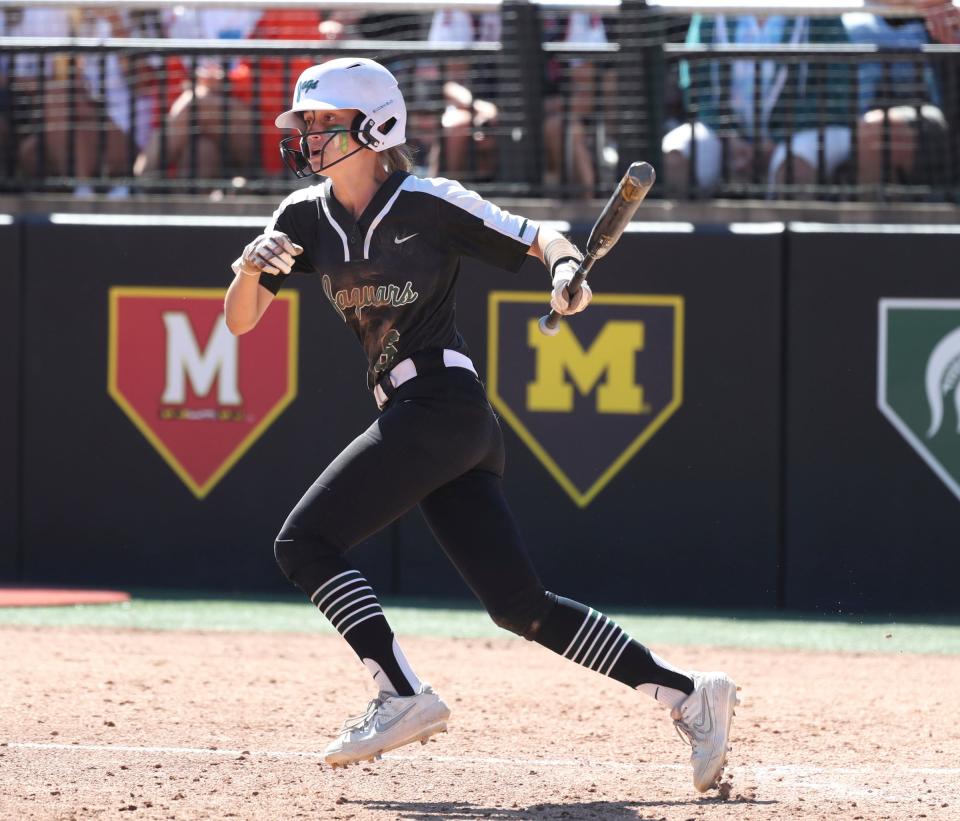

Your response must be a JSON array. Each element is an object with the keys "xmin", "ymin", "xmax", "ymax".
[{"xmin": 380, "ymin": 144, "xmax": 415, "ymax": 174}]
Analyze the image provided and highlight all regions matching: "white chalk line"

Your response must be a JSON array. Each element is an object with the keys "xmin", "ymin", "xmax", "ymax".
[
  {"xmin": 6, "ymin": 742, "xmax": 960, "ymax": 780},
  {"xmin": 6, "ymin": 742, "xmax": 960, "ymax": 805}
]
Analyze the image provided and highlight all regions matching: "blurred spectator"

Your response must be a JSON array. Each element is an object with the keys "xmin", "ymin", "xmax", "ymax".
[
  {"xmin": 1, "ymin": 6, "xmax": 72, "ymax": 179},
  {"xmin": 340, "ymin": 9, "xmax": 425, "ymax": 79},
  {"xmin": 0, "ymin": 6, "xmax": 159, "ymax": 193},
  {"xmin": 911, "ymin": 0, "xmax": 960, "ymax": 43},
  {"xmin": 233, "ymin": 10, "xmax": 345, "ymax": 176},
  {"xmin": 353, "ymin": 10, "xmax": 422, "ymax": 41},
  {"xmin": 542, "ymin": 12, "xmax": 614, "ymax": 197},
  {"xmin": 73, "ymin": 8, "xmax": 165, "ymax": 194},
  {"xmin": 134, "ymin": 8, "xmax": 348, "ymax": 182},
  {"xmin": 426, "ymin": 10, "xmax": 500, "ymax": 180},
  {"xmin": 842, "ymin": 12, "xmax": 948, "ymax": 186},
  {"xmin": 134, "ymin": 6, "xmax": 261, "ymax": 178},
  {"xmin": 0, "ymin": 6, "xmax": 22, "ymax": 175},
  {"xmin": 663, "ymin": 14, "xmax": 854, "ymax": 193},
  {"xmin": 910, "ymin": 0, "xmax": 960, "ymax": 192},
  {"xmin": 132, "ymin": 6, "xmax": 262, "ymax": 181}
]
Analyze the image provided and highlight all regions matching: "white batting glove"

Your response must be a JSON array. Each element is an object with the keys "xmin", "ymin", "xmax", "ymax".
[
  {"xmin": 550, "ymin": 261, "xmax": 593, "ymax": 316},
  {"xmin": 232, "ymin": 231, "xmax": 303, "ymax": 277}
]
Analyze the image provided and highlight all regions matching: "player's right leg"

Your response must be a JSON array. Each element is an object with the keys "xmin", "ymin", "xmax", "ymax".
[{"xmin": 273, "ymin": 377, "xmax": 497, "ymax": 765}]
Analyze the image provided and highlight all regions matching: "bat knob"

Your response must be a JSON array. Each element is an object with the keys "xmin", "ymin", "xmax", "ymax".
[
  {"xmin": 538, "ymin": 314, "xmax": 561, "ymax": 336},
  {"xmin": 628, "ymin": 161, "xmax": 656, "ymax": 188}
]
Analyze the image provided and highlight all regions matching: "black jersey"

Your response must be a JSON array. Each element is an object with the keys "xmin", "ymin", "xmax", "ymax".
[{"xmin": 258, "ymin": 170, "xmax": 538, "ymax": 389}]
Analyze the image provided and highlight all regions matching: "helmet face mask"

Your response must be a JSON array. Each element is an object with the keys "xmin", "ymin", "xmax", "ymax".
[
  {"xmin": 279, "ymin": 122, "xmax": 365, "ymax": 178},
  {"xmin": 276, "ymin": 58, "xmax": 407, "ymax": 178}
]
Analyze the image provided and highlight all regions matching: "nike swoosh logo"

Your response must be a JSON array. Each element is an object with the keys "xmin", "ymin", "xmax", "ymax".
[
  {"xmin": 375, "ymin": 703, "xmax": 417, "ymax": 733},
  {"xmin": 691, "ymin": 689, "xmax": 713, "ymax": 734},
  {"xmin": 394, "ymin": 233, "xmax": 418, "ymax": 245}
]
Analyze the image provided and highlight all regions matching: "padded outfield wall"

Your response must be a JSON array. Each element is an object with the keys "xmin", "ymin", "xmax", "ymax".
[
  {"xmin": 0, "ymin": 215, "xmax": 957, "ymax": 613},
  {"xmin": 783, "ymin": 226, "xmax": 960, "ymax": 613},
  {"xmin": 0, "ymin": 218, "xmax": 20, "ymax": 580}
]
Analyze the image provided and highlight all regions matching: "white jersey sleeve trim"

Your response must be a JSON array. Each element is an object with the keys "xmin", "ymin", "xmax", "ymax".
[{"xmin": 402, "ymin": 175, "xmax": 538, "ymax": 246}]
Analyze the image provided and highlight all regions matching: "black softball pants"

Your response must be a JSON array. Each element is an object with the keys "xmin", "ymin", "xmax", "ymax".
[
  {"xmin": 274, "ymin": 368, "xmax": 551, "ymax": 635},
  {"xmin": 273, "ymin": 367, "xmax": 695, "ymax": 703}
]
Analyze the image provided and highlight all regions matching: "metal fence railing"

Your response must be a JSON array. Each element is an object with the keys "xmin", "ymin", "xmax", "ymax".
[
  {"xmin": 1, "ymin": 1, "xmax": 958, "ymax": 202},
  {"xmin": 661, "ymin": 43, "xmax": 960, "ymax": 201}
]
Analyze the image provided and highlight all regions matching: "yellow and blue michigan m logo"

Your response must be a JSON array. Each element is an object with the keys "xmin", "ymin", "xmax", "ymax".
[{"xmin": 488, "ymin": 292, "xmax": 684, "ymax": 507}]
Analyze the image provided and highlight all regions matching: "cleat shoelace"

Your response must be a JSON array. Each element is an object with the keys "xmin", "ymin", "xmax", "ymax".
[
  {"xmin": 340, "ymin": 696, "xmax": 383, "ymax": 733},
  {"xmin": 673, "ymin": 719, "xmax": 697, "ymax": 748}
]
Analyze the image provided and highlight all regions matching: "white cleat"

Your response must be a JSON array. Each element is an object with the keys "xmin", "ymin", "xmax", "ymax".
[
  {"xmin": 671, "ymin": 671, "xmax": 739, "ymax": 792},
  {"xmin": 323, "ymin": 684, "xmax": 451, "ymax": 767}
]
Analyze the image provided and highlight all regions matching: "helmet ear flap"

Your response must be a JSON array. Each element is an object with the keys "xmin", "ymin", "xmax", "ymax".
[
  {"xmin": 351, "ymin": 112, "xmax": 372, "ymax": 147},
  {"xmin": 352, "ymin": 112, "xmax": 388, "ymax": 150}
]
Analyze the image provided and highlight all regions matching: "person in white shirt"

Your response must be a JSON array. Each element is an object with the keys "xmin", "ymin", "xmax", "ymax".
[
  {"xmin": 542, "ymin": 12, "xmax": 613, "ymax": 197},
  {"xmin": 77, "ymin": 9, "xmax": 162, "ymax": 157},
  {"xmin": 424, "ymin": 9, "xmax": 501, "ymax": 180}
]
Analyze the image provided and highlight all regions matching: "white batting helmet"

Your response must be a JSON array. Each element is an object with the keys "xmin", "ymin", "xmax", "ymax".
[{"xmin": 275, "ymin": 57, "xmax": 407, "ymax": 152}]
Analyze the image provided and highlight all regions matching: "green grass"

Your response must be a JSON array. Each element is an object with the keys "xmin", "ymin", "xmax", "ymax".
[{"xmin": 1, "ymin": 590, "xmax": 959, "ymax": 655}]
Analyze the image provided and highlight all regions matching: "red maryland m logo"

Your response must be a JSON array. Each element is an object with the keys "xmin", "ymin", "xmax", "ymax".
[{"xmin": 108, "ymin": 287, "xmax": 298, "ymax": 498}]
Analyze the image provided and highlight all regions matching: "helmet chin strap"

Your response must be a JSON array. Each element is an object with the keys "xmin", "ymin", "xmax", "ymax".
[{"xmin": 311, "ymin": 143, "xmax": 367, "ymax": 175}]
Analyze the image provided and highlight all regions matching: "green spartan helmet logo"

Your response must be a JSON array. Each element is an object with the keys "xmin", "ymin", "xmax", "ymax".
[
  {"xmin": 878, "ymin": 299, "xmax": 960, "ymax": 501},
  {"xmin": 925, "ymin": 327, "xmax": 960, "ymax": 438}
]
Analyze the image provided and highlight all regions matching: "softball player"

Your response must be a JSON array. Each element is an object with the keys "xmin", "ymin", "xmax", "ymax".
[{"xmin": 224, "ymin": 58, "xmax": 738, "ymax": 792}]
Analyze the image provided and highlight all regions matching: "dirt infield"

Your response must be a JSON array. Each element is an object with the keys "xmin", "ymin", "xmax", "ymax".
[{"xmin": 2, "ymin": 625, "xmax": 958, "ymax": 820}]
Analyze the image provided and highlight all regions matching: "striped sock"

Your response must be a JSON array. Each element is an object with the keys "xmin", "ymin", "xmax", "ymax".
[
  {"xmin": 311, "ymin": 569, "xmax": 385, "ymax": 638},
  {"xmin": 533, "ymin": 595, "xmax": 694, "ymax": 709},
  {"xmin": 305, "ymin": 567, "xmax": 421, "ymax": 697}
]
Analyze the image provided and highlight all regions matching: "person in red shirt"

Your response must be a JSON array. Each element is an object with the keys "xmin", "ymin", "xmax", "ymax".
[
  {"xmin": 134, "ymin": 9, "xmax": 341, "ymax": 183},
  {"xmin": 232, "ymin": 10, "xmax": 345, "ymax": 175}
]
